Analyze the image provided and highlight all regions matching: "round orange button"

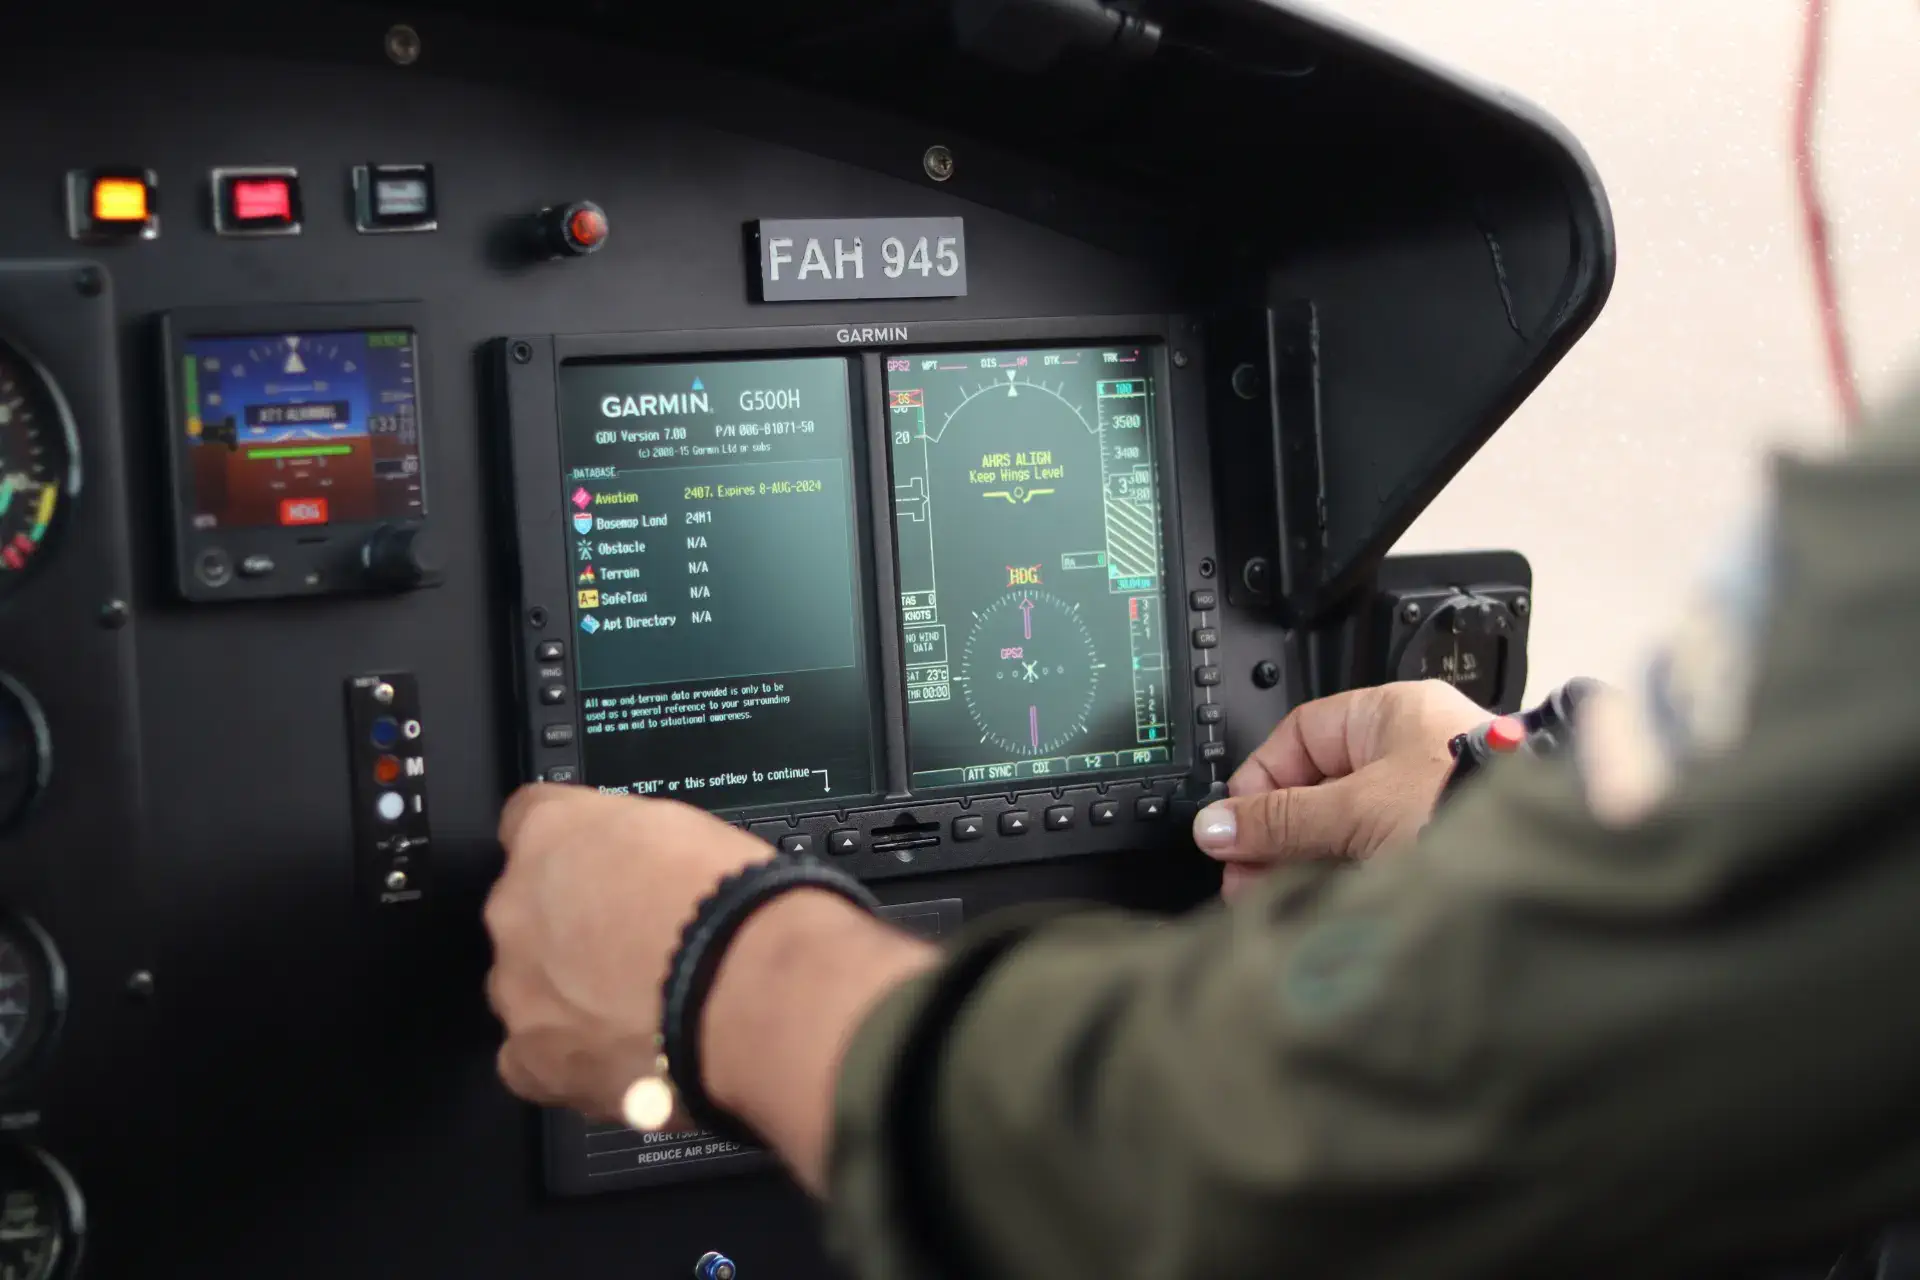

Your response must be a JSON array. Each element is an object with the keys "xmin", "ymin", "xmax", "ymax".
[
  {"xmin": 374, "ymin": 754, "xmax": 403, "ymax": 785},
  {"xmin": 1485, "ymin": 716, "xmax": 1527, "ymax": 752}
]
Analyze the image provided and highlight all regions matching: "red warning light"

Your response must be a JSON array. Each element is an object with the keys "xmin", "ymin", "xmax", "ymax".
[
  {"xmin": 373, "ymin": 755, "xmax": 403, "ymax": 785},
  {"xmin": 233, "ymin": 179, "xmax": 292, "ymax": 223}
]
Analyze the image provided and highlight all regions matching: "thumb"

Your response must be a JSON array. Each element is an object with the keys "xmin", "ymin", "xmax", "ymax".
[{"xmin": 1192, "ymin": 775, "xmax": 1370, "ymax": 863}]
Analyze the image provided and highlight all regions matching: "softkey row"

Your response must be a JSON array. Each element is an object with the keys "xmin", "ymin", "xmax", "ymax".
[{"xmin": 774, "ymin": 795, "xmax": 1169, "ymax": 858}]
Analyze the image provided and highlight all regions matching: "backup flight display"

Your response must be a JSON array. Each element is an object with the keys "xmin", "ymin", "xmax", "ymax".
[
  {"xmin": 555, "ymin": 356, "xmax": 874, "ymax": 811},
  {"xmin": 887, "ymin": 344, "xmax": 1175, "ymax": 789}
]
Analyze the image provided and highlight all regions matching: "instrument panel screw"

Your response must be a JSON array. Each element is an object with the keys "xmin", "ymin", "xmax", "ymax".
[
  {"xmin": 126, "ymin": 970, "xmax": 155, "ymax": 1001},
  {"xmin": 385, "ymin": 24, "xmax": 422, "ymax": 65},
  {"xmin": 99, "ymin": 599, "xmax": 129, "ymax": 629},
  {"xmin": 510, "ymin": 340, "xmax": 533, "ymax": 364},
  {"xmin": 1512, "ymin": 594, "xmax": 1530, "ymax": 618},
  {"xmin": 73, "ymin": 267, "xmax": 102, "ymax": 297},
  {"xmin": 922, "ymin": 145, "xmax": 955, "ymax": 182},
  {"xmin": 1252, "ymin": 660, "xmax": 1280, "ymax": 690},
  {"xmin": 1400, "ymin": 601, "xmax": 1422, "ymax": 624},
  {"xmin": 1173, "ymin": 350, "xmax": 1189, "ymax": 368}
]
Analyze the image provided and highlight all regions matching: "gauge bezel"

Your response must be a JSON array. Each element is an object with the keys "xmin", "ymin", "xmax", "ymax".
[
  {"xmin": 0, "ymin": 914, "xmax": 67, "ymax": 1103},
  {"xmin": 0, "ymin": 337, "xmax": 83, "ymax": 609},
  {"xmin": 0, "ymin": 1143, "xmax": 85, "ymax": 1280},
  {"xmin": 0, "ymin": 675, "xmax": 52, "ymax": 840}
]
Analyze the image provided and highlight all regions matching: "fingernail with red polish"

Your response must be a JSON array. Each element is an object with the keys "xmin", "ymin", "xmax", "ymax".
[{"xmin": 1193, "ymin": 802, "xmax": 1236, "ymax": 853}]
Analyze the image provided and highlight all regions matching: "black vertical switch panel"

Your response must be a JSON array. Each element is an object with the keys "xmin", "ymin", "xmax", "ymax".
[{"xmin": 344, "ymin": 673, "xmax": 432, "ymax": 905}]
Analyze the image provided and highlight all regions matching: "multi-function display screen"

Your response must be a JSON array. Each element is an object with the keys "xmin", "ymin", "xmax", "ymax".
[
  {"xmin": 886, "ymin": 344, "xmax": 1175, "ymax": 789},
  {"xmin": 179, "ymin": 328, "xmax": 424, "ymax": 530},
  {"xmin": 555, "ymin": 357, "xmax": 874, "ymax": 810}
]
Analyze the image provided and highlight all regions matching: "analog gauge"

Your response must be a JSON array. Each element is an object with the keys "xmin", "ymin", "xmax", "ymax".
[
  {"xmin": 0, "ymin": 678, "xmax": 49, "ymax": 835},
  {"xmin": 957, "ymin": 590, "xmax": 1101, "ymax": 758},
  {"xmin": 0, "ymin": 339, "xmax": 79, "ymax": 601},
  {"xmin": 0, "ymin": 1145, "xmax": 82, "ymax": 1280},
  {"xmin": 1394, "ymin": 595, "xmax": 1510, "ymax": 709},
  {"xmin": 0, "ymin": 917, "xmax": 63, "ymax": 1097}
]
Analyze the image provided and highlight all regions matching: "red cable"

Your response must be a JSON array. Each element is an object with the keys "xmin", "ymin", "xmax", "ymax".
[{"xmin": 1793, "ymin": 0, "xmax": 1864, "ymax": 431}]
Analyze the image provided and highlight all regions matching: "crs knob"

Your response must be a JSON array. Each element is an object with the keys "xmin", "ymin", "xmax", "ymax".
[
  {"xmin": 539, "ymin": 200, "xmax": 608, "ymax": 258},
  {"xmin": 694, "ymin": 1253, "xmax": 736, "ymax": 1280},
  {"xmin": 359, "ymin": 523, "xmax": 440, "ymax": 592}
]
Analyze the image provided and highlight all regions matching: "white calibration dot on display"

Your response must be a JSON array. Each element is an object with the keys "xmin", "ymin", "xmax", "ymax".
[{"xmin": 376, "ymin": 791, "xmax": 406, "ymax": 822}]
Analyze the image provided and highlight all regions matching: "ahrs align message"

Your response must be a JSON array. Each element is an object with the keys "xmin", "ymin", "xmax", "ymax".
[{"xmin": 557, "ymin": 356, "xmax": 873, "ymax": 811}]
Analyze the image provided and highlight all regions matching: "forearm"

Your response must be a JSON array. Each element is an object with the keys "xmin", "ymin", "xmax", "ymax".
[{"xmin": 701, "ymin": 888, "xmax": 938, "ymax": 1193}]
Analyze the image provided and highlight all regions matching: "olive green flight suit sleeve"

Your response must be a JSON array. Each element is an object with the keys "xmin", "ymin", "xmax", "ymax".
[{"xmin": 826, "ymin": 385, "xmax": 1920, "ymax": 1280}]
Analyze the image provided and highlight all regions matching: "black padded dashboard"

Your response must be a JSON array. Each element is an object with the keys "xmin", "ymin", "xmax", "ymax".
[{"xmin": 0, "ymin": 3, "xmax": 1612, "ymax": 1277}]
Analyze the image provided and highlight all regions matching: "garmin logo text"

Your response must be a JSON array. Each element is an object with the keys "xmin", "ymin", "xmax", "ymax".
[
  {"xmin": 601, "ymin": 392, "xmax": 711, "ymax": 418},
  {"xmin": 836, "ymin": 326, "xmax": 908, "ymax": 345}
]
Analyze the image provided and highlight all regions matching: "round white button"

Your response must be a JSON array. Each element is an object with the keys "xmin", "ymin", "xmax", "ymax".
[{"xmin": 376, "ymin": 791, "xmax": 406, "ymax": 821}]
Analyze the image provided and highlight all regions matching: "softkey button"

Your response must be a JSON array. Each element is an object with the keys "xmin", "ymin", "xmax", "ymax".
[
  {"xmin": 827, "ymin": 829, "xmax": 860, "ymax": 856},
  {"xmin": 1195, "ymin": 665, "xmax": 1222, "ymax": 687},
  {"xmin": 1201, "ymin": 741, "xmax": 1228, "ymax": 762},
  {"xmin": 544, "ymin": 764, "xmax": 578, "ymax": 783},
  {"xmin": 1090, "ymin": 799, "xmax": 1119, "ymax": 825},
  {"xmin": 239, "ymin": 553, "xmax": 275, "ymax": 579},
  {"xmin": 536, "ymin": 640, "xmax": 565, "ymax": 661},
  {"xmin": 998, "ymin": 810, "xmax": 1032, "ymax": 836},
  {"xmin": 952, "ymin": 814, "xmax": 986, "ymax": 841},
  {"xmin": 541, "ymin": 723, "xmax": 575, "ymax": 748},
  {"xmin": 1043, "ymin": 804, "xmax": 1074, "ymax": 831},
  {"xmin": 1190, "ymin": 589, "xmax": 1218, "ymax": 611},
  {"xmin": 1135, "ymin": 795, "xmax": 1167, "ymax": 820},
  {"xmin": 778, "ymin": 834, "xmax": 816, "ymax": 857},
  {"xmin": 1197, "ymin": 703, "xmax": 1224, "ymax": 725},
  {"xmin": 1192, "ymin": 627, "xmax": 1219, "ymax": 649},
  {"xmin": 539, "ymin": 685, "xmax": 567, "ymax": 705}
]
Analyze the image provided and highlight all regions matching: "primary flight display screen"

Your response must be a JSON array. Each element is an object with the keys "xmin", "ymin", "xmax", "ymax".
[
  {"xmin": 178, "ymin": 328, "xmax": 424, "ymax": 530},
  {"xmin": 887, "ymin": 343, "xmax": 1176, "ymax": 789},
  {"xmin": 555, "ymin": 356, "xmax": 874, "ymax": 811}
]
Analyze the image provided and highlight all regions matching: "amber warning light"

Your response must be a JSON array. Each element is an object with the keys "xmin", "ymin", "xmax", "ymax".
[{"xmin": 92, "ymin": 177, "xmax": 149, "ymax": 222}]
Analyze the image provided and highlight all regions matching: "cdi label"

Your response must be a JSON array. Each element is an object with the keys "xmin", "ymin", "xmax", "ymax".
[{"xmin": 752, "ymin": 217, "xmax": 967, "ymax": 302}]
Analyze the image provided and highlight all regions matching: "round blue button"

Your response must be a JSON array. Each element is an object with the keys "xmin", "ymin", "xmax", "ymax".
[{"xmin": 370, "ymin": 716, "xmax": 400, "ymax": 749}]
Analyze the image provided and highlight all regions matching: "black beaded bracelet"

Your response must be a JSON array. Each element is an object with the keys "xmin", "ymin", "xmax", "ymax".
[{"xmin": 657, "ymin": 855, "xmax": 881, "ymax": 1143}]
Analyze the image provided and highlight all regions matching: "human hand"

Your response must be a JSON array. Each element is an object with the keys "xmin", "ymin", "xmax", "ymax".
[
  {"xmin": 1191, "ymin": 680, "xmax": 1488, "ymax": 898},
  {"xmin": 484, "ymin": 784, "xmax": 774, "ymax": 1120}
]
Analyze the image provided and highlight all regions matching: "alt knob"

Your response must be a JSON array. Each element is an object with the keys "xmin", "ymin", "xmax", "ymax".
[
  {"xmin": 539, "ymin": 200, "xmax": 608, "ymax": 258},
  {"xmin": 694, "ymin": 1252, "xmax": 736, "ymax": 1280},
  {"xmin": 360, "ymin": 523, "xmax": 438, "ymax": 592}
]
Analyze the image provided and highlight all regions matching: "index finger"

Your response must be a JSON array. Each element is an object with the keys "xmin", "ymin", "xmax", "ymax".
[{"xmin": 1227, "ymin": 686, "xmax": 1379, "ymax": 796}]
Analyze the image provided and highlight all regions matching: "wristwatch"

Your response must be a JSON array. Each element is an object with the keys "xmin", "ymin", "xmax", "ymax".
[{"xmin": 1437, "ymin": 677, "xmax": 1604, "ymax": 808}]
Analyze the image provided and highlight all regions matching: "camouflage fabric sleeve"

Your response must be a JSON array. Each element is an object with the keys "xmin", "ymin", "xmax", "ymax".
[{"xmin": 825, "ymin": 388, "xmax": 1920, "ymax": 1280}]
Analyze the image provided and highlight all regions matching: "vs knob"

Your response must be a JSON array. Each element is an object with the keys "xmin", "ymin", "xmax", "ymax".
[{"xmin": 359, "ymin": 523, "xmax": 441, "ymax": 592}]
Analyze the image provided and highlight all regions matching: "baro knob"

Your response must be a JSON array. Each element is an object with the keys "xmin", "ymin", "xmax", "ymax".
[{"xmin": 360, "ymin": 523, "xmax": 438, "ymax": 591}]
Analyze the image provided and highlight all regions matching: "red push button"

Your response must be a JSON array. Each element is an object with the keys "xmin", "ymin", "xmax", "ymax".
[{"xmin": 1485, "ymin": 716, "xmax": 1527, "ymax": 752}]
